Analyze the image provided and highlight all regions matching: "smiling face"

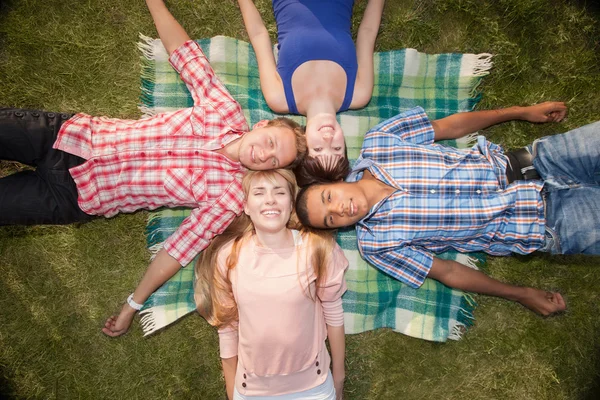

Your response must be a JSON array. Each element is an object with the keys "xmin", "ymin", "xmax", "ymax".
[
  {"xmin": 244, "ymin": 173, "xmax": 294, "ymax": 234},
  {"xmin": 238, "ymin": 125, "xmax": 297, "ymax": 170},
  {"xmin": 305, "ymin": 113, "xmax": 346, "ymax": 158},
  {"xmin": 303, "ymin": 181, "xmax": 369, "ymax": 229}
]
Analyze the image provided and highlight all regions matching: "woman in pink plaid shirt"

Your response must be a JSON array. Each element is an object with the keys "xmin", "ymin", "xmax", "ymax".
[{"xmin": 0, "ymin": 0, "xmax": 306, "ymax": 336}]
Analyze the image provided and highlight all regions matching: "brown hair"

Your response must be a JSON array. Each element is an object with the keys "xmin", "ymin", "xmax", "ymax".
[
  {"xmin": 293, "ymin": 155, "xmax": 350, "ymax": 187},
  {"xmin": 266, "ymin": 117, "xmax": 307, "ymax": 170},
  {"xmin": 194, "ymin": 169, "xmax": 338, "ymax": 329}
]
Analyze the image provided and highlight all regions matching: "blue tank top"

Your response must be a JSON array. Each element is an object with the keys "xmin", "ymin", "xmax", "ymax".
[{"xmin": 273, "ymin": 0, "xmax": 357, "ymax": 114}]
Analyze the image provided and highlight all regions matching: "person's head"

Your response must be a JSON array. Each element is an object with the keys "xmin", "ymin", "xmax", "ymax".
[
  {"xmin": 305, "ymin": 113, "xmax": 346, "ymax": 158},
  {"xmin": 243, "ymin": 168, "xmax": 299, "ymax": 234},
  {"xmin": 296, "ymin": 180, "xmax": 370, "ymax": 230},
  {"xmin": 238, "ymin": 118, "xmax": 307, "ymax": 171},
  {"xmin": 293, "ymin": 154, "xmax": 350, "ymax": 188},
  {"xmin": 195, "ymin": 169, "xmax": 299, "ymax": 325}
]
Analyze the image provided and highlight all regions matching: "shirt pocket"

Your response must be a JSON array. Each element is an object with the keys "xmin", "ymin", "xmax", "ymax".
[
  {"xmin": 188, "ymin": 107, "xmax": 205, "ymax": 137},
  {"xmin": 164, "ymin": 168, "xmax": 207, "ymax": 205}
]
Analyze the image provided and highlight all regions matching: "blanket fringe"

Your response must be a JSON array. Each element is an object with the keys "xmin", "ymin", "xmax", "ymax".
[
  {"xmin": 139, "ymin": 308, "xmax": 157, "ymax": 337},
  {"xmin": 472, "ymin": 53, "xmax": 493, "ymax": 77},
  {"xmin": 448, "ymin": 293, "xmax": 478, "ymax": 340},
  {"xmin": 137, "ymin": 33, "xmax": 157, "ymax": 60},
  {"xmin": 138, "ymin": 33, "xmax": 158, "ymax": 116},
  {"xmin": 455, "ymin": 253, "xmax": 480, "ymax": 270}
]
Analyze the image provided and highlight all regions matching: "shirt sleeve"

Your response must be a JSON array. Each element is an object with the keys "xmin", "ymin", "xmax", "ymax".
[
  {"xmin": 163, "ymin": 204, "xmax": 239, "ymax": 267},
  {"xmin": 363, "ymin": 106, "xmax": 435, "ymax": 146},
  {"xmin": 362, "ymin": 245, "xmax": 434, "ymax": 289},
  {"xmin": 218, "ymin": 325, "xmax": 239, "ymax": 359},
  {"xmin": 168, "ymin": 40, "xmax": 247, "ymax": 132},
  {"xmin": 318, "ymin": 244, "xmax": 349, "ymax": 327}
]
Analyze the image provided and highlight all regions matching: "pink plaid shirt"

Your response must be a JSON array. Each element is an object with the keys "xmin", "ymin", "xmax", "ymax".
[{"xmin": 53, "ymin": 40, "xmax": 249, "ymax": 266}]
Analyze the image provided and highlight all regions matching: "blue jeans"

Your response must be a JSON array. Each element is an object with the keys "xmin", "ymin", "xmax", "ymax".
[{"xmin": 529, "ymin": 121, "xmax": 600, "ymax": 254}]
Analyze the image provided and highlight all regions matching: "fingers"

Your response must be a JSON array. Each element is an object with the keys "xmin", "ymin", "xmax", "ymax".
[
  {"xmin": 548, "ymin": 291, "xmax": 566, "ymax": 310},
  {"xmin": 101, "ymin": 315, "xmax": 129, "ymax": 337},
  {"xmin": 539, "ymin": 291, "xmax": 566, "ymax": 316}
]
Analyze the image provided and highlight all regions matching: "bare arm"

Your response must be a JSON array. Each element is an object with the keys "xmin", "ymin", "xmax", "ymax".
[
  {"xmin": 327, "ymin": 324, "xmax": 346, "ymax": 400},
  {"xmin": 102, "ymin": 248, "xmax": 181, "ymax": 337},
  {"xmin": 427, "ymin": 257, "xmax": 566, "ymax": 316},
  {"xmin": 351, "ymin": 0, "xmax": 385, "ymax": 109},
  {"xmin": 431, "ymin": 101, "xmax": 568, "ymax": 141},
  {"xmin": 222, "ymin": 356, "xmax": 238, "ymax": 400},
  {"xmin": 237, "ymin": 0, "xmax": 287, "ymax": 113},
  {"xmin": 145, "ymin": 0, "xmax": 191, "ymax": 55}
]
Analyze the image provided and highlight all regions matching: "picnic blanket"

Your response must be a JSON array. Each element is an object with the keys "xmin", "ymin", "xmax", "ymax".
[{"xmin": 138, "ymin": 35, "xmax": 492, "ymax": 341}]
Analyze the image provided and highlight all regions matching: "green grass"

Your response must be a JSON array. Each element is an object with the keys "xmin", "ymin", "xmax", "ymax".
[{"xmin": 1, "ymin": 0, "xmax": 600, "ymax": 398}]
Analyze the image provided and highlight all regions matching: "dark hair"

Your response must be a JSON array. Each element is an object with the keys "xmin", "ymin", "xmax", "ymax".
[
  {"xmin": 293, "ymin": 155, "xmax": 350, "ymax": 187},
  {"xmin": 296, "ymin": 184, "xmax": 328, "ymax": 230}
]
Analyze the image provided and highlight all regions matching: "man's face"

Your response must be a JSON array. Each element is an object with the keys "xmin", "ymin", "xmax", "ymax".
[
  {"xmin": 238, "ymin": 125, "xmax": 297, "ymax": 170},
  {"xmin": 305, "ymin": 114, "xmax": 345, "ymax": 158},
  {"xmin": 304, "ymin": 182, "xmax": 369, "ymax": 229}
]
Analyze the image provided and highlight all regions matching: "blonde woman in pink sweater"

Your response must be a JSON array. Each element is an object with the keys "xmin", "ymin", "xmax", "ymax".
[{"xmin": 195, "ymin": 169, "xmax": 348, "ymax": 400}]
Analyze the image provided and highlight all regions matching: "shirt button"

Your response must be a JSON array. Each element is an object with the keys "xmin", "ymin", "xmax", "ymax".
[
  {"xmin": 167, "ymin": 151, "xmax": 173, "ymax": 156},
  {"xmin": 243, "ymin": 373, "xmax": 247, "ymax": 379},
  {"xmin": 455, "ymin": 189, "xmax": 460, "ymax": 194},
  {"xmin": 194, "ymin": 151, "xmax": 200, "ymax": 156},
  {"xmin": 242, "ymin": 383, "xmax": 247, "ymax": 388},
  {"xmin": 528, "ymin": 182, "xmax": 534, "ymax": 186},
  {"xmin": 140, "ymin": 152, "xmax": 146, "ymax": 157},
  {"xmin": 317, "ymin": 369, "xmax": 321, "ymax": 375},
  {"xmin": 316, "ymin": 361, "xmax": 319, "ymax": 367},
  {"xmin": 430, "ymin": 189, "xmax": 436, "ymax": 194},
  {"xmin": 476, "ymin": 190, "xmax": 482, "ymax": 194}
]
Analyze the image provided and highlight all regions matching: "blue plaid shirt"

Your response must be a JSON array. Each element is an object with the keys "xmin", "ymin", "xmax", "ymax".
[{"xmin": 349, "ymin": 107, "xmax": 546, "ymax": 288}]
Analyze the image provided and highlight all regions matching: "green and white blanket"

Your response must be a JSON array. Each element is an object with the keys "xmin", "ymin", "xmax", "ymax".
[{"xmin": 138, "ymin": 35, "xmax": 491, "ymax": 341}]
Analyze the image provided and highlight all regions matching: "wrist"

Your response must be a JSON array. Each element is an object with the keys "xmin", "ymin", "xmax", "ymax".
[{"xmin": 126, "ymin": 293, "xmax": 144, "ymax": 311}]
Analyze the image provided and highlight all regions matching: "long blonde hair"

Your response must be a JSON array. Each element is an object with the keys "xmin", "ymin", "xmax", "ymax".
[{"xmin": 194, "ymin": 169, "xmax": 338, "ymax": 329}]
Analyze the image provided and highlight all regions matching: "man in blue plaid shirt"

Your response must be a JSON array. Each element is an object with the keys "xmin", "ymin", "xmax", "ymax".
[{"xmin": 297, "ymin": 101, "xmax": 600, "ymax": 316}]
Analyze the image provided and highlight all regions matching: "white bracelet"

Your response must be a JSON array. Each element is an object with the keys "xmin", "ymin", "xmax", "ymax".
[{"xmin": 127, "ymin": 293, "xmax": 144, "ymax": 311}]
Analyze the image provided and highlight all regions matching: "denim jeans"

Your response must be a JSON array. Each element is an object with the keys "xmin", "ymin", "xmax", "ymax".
[
  {"xmin": 0, "ymin": 108, "xmax": 94, "ymax": 225},
  {"xmin": 529, "ymin": 120, "xmax": 600, "ymax": 254}
]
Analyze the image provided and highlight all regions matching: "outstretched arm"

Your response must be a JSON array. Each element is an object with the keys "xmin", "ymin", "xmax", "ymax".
[
  {"xmin": 431, "ymin": 101, "xmax": 568, "ymax": 141},
  {"xmin": 237, "ymin": 0, "xmax": 287, "ymax": 113},
  {"xmin": 327, "ymin": 324, "xmax": 346, "ymax": 400},
  {"xmin": 428, "ymin": 257, "xmax": 566, "ymax": 316},
  {"xmin": 102, "ymin": 248, "xmax": 181, "ymax": 337},
  {"xmin": 146, "ymin": 0, "xmax": 191, "ymax": 55},
  {"xmin": 351, "ymin": 0, "xmax": 385, "ymax": 109}
]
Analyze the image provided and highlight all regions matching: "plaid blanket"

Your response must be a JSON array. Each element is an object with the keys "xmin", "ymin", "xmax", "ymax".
[{"xmin": 138, "ymin": 35, "xmax": 492, "ymax": 341}]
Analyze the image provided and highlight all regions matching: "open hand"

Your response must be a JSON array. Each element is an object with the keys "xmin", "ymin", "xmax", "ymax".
[
  {"xmin": 102, "ymin": 303, "xmax": 138, "ymax": 337},
  {"xmin": 522, "ymin": 101, "xmax": 568, "ymax": 123},
  {"xmin": 517, "ymin": 287, "xmax": 566, "ymax": 316}
]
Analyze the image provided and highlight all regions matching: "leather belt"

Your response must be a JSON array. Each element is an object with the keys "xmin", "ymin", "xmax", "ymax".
[{"xmin": 505, "ymin": 147, "xmax": 540, "ymax": 184}]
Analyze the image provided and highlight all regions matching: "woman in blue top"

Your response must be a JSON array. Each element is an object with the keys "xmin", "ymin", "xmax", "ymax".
[{"xmin": 237, "ymin": 0, "xmax": 385, "ymax": 159}]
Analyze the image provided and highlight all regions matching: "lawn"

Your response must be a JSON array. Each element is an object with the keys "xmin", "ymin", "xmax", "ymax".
[{"xmin": 1, "ymin": 0, "xmax": 600, "ymax": 399}]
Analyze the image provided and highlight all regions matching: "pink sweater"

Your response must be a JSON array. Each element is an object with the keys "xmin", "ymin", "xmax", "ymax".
[{"xmin": 215, "ymin": 232, "xmax": 348, "ymax": 396}]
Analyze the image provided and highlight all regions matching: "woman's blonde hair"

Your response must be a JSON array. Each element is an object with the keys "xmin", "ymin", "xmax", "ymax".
[{"xmin": 194, "ymin": 168, "xmax": 337, "ymax": 329}]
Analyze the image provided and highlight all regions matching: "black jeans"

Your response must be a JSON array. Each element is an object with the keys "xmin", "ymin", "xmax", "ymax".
[{"xmin": 0, "ymin": 108, "xmax": 94, "ymax": 225}]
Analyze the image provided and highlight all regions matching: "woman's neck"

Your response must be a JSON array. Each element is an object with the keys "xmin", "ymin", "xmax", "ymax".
[
  {"xmin": 253, "ymin": 227, "xmax": 294, "ymax": 249},
  {"xmin": 305, "ymin": 99, "xmax": 337, "ymax": 120}
]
